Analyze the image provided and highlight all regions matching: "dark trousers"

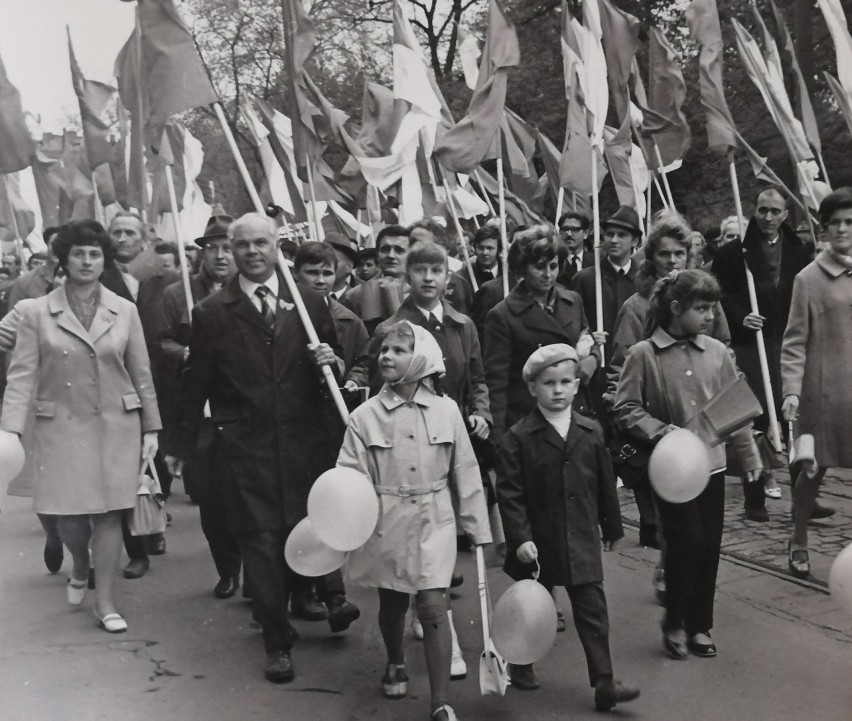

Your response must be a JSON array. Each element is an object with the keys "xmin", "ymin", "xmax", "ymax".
[
  {"xmin": 656, "ymin": 471, "xmax": 725, "ymax": 635},
  {"xmin": 198, "ymin": 495, "xmax": 242, "ymax": 579},
  {"xmin": 545, "ymin": 581, "xmax": 613, "ymax": 686},
  {"xmin": 290, "ymin": 570, "xmax": 346, "ymax": 603},
  {"xmin": 121, "ymin": 510, "xmax": 148, "ymax": 561},
  {"xmin": 240, "ymin": 529, "xmax": 296, "ymax": 654}
]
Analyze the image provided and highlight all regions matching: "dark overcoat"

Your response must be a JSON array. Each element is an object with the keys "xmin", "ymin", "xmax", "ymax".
[
  {"xmin": 483, "ymin": 281, "xmax": 598, "ymax": 441},
  {"xmin": 174, "ymin": 273, "xmax": 343, "ymax": 532},
  {"xmin": 497, "ymin": 409, "xmax": 623, "ymax": 587}
]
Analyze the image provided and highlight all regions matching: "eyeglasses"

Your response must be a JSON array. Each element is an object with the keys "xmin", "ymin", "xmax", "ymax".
[{"xmin": 560, "ymin": 226, "xmax": 585, "ymax": 234}]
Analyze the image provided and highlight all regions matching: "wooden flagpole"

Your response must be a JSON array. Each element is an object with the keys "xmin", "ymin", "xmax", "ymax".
[
  {"xmin": 590, "ymin": 143, "xmax": 604, "ymax": 366},
  {"xmin": 555, "ymin": 187, "xmax": 565, "ymax": 226},
  {"xmin": 473, "ymin": 168, "xmax": 497, "ymax": 217},
  {"xmin": 645, "ymin": 180, "xmax": 652, "ymax": 230},
  {"xmin": 652, "ymin": 141, "xmax": 676, "ymax": 209},
  {"xmin": 439, "ymin": 165, "xmax": 479, "ymax": 293},
  {"xmin": 497, "ymin": 150, "xmax": 510, "ymax": 298},
  {"xmin": 305, "ymin": 160, "xmax": 324, "ymax": 241},
  {"xmin": 729, "ymin": 152, "xmax": 782, "ymax": 453},
  {"xmin": 212, "ymin": 100, "xmax": 349, "ymax": 424},
  {"xmin": 164, "ymin": 164, "xmax": 195, "ymax": 318}
]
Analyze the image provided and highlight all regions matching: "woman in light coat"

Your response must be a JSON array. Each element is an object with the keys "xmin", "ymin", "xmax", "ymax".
[
  {"xmin": 782, "ymin": 188, "xmax": 852, "ymax": 578},
  {"xmin": 1, "ymin": 220, "xmax": 160, "ymax": 632}
]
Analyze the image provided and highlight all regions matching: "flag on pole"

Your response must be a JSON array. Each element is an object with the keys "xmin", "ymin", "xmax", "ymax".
[
  {"xmin": 816, "ymin": 0, "xmax": 852, "ymax": 96},
  {"xmin": 767, "ymin": 0, "xmax": 822, "ymax": 158},
  {"xmin": 731, "ymin": 128, "xmax": 804, "ymax": 211},
  {"xmin": 115, "ymin": 22, "xmax": 148, "ymax": 212},
  {"xmin": 685, "ymin": 0, "xmax": 737, "ymax": 156},
  {"xmin": 32, "ymin": 149, "xmax": 66, "ymax": 228},
  {"xmin": 597, "ymin": 0, "xmax": 640, "ymax": 125},
  {"xmin": 0, "ymin": 51, "xmax": 35, "ymax": 174},
  {"xmin": 0, "ymin": 171, "xmax": 36, "ymax": 242},
  {"xmin": 433, "ymin": 0, "xmax": 519, "ymax": 172},
  {"xmin": 68, "ymin": 28, "xmax": 117, "ymax": 170}
]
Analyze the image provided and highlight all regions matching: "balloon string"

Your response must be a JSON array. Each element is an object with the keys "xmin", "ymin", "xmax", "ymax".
[{"xmin": 532, "ymin": 559, "xmax": 541, "ymax": 582}]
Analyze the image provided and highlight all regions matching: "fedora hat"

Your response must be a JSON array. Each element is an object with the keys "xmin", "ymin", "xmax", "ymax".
[
  {"xmin": 325, "ymin": 232, "xmax": 360, "ymax": 264},
  {"xmin": 194, "ymin": 215, "xmax": 234, "ymax": 247},
  {"xmin": 604, "ymin": 205, "xmax": 642, "ymax": 236}
]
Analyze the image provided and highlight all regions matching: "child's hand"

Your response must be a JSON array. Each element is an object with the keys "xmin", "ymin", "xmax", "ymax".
[
  {"xmin": 603, "ymin": 539, "xmax": 618, "ymax": 552},
  {"xmin": 516, "ymin": 541, "xmax": 538, "ymax": 564},
  {"xmin": 467, "ymin": 415, "xmax": 490, "ymax": 440}
]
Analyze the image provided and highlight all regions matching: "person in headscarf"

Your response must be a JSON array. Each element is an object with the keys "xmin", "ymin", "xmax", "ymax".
[{"xmin": 336, "ymin": 320, "xmax": 492, "ymax": 721}]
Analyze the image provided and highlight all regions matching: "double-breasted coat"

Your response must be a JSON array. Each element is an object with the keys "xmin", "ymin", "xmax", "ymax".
[
  {"xmin": 336, "ymin": 385, "xmax": 492, "ymax": 593},
  {"xmin": 781, "ymin": 250, "xmax": 852, "ymax": 468},
  {"xmin": 497, "ymin": 409, "xmax": 623, "ymax": 588},
  {"xmin": 174, "ymin": 273, "xmax": 343, "ymax": 533},
  {"xmin": 0, "ymin": 286, "xmax": 161, "ymax": 514},
  {"xmin": 483, "ymin": 281, "xmax": 598, "ymax": 440}
]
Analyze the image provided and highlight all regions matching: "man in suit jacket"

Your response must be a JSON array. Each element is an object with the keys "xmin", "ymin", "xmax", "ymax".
[
  {"xmin": 712, "ymin": 188, "xmax": 815, "ymax": 509},
  {"xmin": 171, "ymin": 213, "xmax": 348, "ymax": 684},
  {"xmin": 470, "ymin": 224, "xmax": 503, "ymax": 290},
  {"xmin": 556, "ymin": 210, "xmax": 595, "ymax": 288}
]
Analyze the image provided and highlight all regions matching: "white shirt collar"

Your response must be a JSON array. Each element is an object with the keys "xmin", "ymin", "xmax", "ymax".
[
  {"xmin": 766, "ymin": 235, "xmax": 779, "ymax": 246},
  {"xmin": 608, "ymin": 257, "xmax": 631, "ymax": 275},
  {"xmin": 418, "ymin": 302, "xmax": 443, "ymax": 322},
  {"xmin": 239, "ymin": 273, "xmax": 279, "ymax": 301}
]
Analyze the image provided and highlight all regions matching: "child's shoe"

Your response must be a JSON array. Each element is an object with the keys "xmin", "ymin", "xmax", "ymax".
[
  {"xmin": 594, "ymin": 679, "xmax": 640, "ymax": 712},
  {"xmin": 431, "ymin": 704, "xmax": 458, "ymax": 721},
  {"xmin": 381, "ymin": 664, "xmax": 408, "ymax": 699},
  {"xmin": 507, "ymin": 663, "xmax": 540, "ymax": 690},
  {"xmin": 411, "ymin": 616, "xmax": 424, "ymax": 640}
]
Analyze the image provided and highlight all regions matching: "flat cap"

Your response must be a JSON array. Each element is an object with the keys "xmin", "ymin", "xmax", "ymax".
[{"xmin": 522, "ymin": 343, "xmax": 579, "ymax": 382}]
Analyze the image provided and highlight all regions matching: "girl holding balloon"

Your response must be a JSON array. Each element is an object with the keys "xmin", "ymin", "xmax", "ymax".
[
  {"xmin": 613, "ymin": 270, "xmax": 762, "ymax": 660},
  {"xmin": 335, "ymin": 320, "xmax": 492, "ymax": 721}
]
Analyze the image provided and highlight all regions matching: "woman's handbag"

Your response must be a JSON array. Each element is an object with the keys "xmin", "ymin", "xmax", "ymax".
[
  {"xmin": 609, "ymin": 430, "xmax": 653, "ymax": 488},
  {"xmin": 129, "ymin": 456, "xmax": 167, "ymax": 537}
]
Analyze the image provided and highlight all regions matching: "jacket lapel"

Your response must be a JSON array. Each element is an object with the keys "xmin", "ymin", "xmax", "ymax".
[
  {"xmin": 529, "ymin": 408, "xmax": 566, "ymax": 453},
  {"xmin": 561, "ymin": 417, "xmax": 584, "ymax": 458},
  {"xmin": 87, "ymin": 288, "xmax": 121, "ymax": 345},
  {"xmin": 49, "ymin": 289, "xmax": 93, "ymax": 349}
]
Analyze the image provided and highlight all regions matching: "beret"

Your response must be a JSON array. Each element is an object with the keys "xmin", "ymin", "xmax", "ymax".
[{"xmin": 522, "ymin": 343, "xmax": 579, "ymax": 382}]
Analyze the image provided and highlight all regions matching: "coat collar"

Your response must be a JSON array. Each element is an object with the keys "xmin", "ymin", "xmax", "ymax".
[
  {"xmin": 378, "ymin": 382, "xmax": 439, "ymax": 411},
  {"xmin": 526, "ymin": 406, "xmax": 594, "ymax": 454},
  {"xmin": 47, "ymin": 284, "xmax": 122, "ymax": 348},
  {"xmin": 741, "ymin": 217, "xmax": 802, "ymax": 257},
  {"xmin": 815, "ymin": 248, "xmax": 852, "ymax": 278},
  {"xmin": 649, "ymin": 326, "xmax": 707, "ymax": 351},
  {"xmin": 394, "ymin": 296, "xmax": 465, "ymax": 327},
  {"xmin": 505, "ymin": 281, "xmax": 575, "ymax": 316}
]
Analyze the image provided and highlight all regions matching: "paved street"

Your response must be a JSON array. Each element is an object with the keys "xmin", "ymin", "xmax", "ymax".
[{"xmin": 2, "ymin": 476, "xmax": 852, "ymax": 721}]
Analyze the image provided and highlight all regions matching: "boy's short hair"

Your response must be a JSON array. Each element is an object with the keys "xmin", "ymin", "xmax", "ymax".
[
  {"xmin": 406, "ymin": 241, "xmax": 447, "ymax": 270},
  {"xmin": 358, "ymin": 247, "xmax": 377, "ymax": 264},
  {"xmin": 523, "ymin": 343, "xmax": 579, "ymax": 382},
  {"xmin": 293, "ymin": 241, "xmax": 338, "ymax": 271}
]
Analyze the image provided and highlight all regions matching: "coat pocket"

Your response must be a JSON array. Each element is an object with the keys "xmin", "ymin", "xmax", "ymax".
[
  {"xmin": 34, "ymin": 400, "xmax": 56, "ymax": 418},
  {"xmin": 122, "ymin": 392, "xmax": 142, "ymax": 411}
]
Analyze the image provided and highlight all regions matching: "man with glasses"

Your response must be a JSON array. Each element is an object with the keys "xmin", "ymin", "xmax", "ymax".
[
  {"xmin": 556, "ymin": 211, "xmax": 594, "ymax": 288},
  {"xmin": 713, "ymin": 189, "xmax": 819, "ymax": 520}
]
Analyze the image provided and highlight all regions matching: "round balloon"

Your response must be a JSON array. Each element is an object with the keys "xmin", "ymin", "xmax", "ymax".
[
  {"xmin": 491, "ymin": 579, "xmax": 557, "ymax": 665},
  {"xmin": 0, "ymin": 431, "xmax": 25, "ymax": 484},
  {"xmin": 829, "ymin": 543, "xmax": 852, "ymax": 616},
  {"xmin": 648, "ymin": 428, "xmax": 711, "ymax": 504},
  {"xmin": 308, "ymin": 467, "xmax": 379, "ymax": 551},
  {"xmin": 284, "ymin": 518, "xmax": 346, "ymax": 577}
]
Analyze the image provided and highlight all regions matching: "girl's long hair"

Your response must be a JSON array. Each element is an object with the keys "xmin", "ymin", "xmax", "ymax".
[
  {"xmin": 635, "ymin": 209, "xmax": 693, "ymax": 298},
  {"xmin": 644, "ymin": 269, "xmax": 721, "ymax": 338}
]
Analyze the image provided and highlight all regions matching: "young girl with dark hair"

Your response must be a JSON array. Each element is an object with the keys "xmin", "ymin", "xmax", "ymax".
[{"xmin": 613, "ymin": 270, "xmax": 762, "ymax": 660}]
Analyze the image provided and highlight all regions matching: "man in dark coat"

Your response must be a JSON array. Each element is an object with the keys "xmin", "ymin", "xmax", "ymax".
[
  {"xmin": 556, "ymin": 210, "xmax": 594, "ymax": 288},
  {"xmin": 712, "ymin": 189, "xmax": 818, "ymax": 516},
  {"xmin": 171, "ymin": 213, "xmax": 348, "ymax": 684},
  {"xmin": 156, "ymin": 215, "xmax": 243, "ymax": 600},
  {"xmin": 470, "ymin": 224, "xmax": 503, "ymax": 289}
]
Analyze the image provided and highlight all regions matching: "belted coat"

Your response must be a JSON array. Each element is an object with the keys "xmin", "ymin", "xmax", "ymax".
[{"xmin": 0, "ymin": 286, "xmax": 161, "ymax": 513}]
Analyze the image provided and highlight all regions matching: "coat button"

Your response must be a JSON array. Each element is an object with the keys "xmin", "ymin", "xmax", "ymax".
[
  {"xmin": 690, "ymin": 400, "xmax": 696, "ymax": 406},
  {"xmin": 409, "ymin": 466, "xmax": 416, "ymax": 472},
  {"xmin": 407, "ymin": 434, "xmax": 414, "ymax": 439},
  {"xmin": 66, "ymin": 382, "xmax": 71, "ymax": 387},
  {"xmin": 63, "ymin": 350, "xmax": 68, "ymax": 356},
  {"xmin": 686, "ymin": 370, "xmax": 693, "ymax": 376}
]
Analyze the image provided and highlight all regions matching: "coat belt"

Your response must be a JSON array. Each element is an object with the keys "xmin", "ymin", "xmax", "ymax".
[{"xmin": 373, "ymin": 481, "xmax": 447, "ymax": 498}]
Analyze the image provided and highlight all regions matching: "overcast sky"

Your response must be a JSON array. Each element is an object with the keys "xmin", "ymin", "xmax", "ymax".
[{"xmin": 0, "ymin": 0, "xmax": 135, "ymax": 133}]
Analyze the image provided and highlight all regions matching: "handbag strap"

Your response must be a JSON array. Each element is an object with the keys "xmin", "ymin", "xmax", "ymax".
[
  {"xmin": 140, "ymin": 454, "xmax": 163, "ymax": 496},
  {"xmin": 651, "ymin": 346, "xmax": 676, "ymax": 426}
]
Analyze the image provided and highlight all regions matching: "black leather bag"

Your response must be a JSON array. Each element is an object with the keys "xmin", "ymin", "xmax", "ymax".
[{"xmin": 609, "ymin": 430, "xmax": 653, "ymax": 488}]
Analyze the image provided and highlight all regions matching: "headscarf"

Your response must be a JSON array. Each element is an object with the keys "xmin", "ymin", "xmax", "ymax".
[{"xmin": 393, "ymin": 320, "xmax": 446, "ymax": 383}]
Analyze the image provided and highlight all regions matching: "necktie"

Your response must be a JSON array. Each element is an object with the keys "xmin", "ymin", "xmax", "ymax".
[
  {"xmin": 571, "ymin": 256, "xmax": 580, "ymax": 272},
  {"xmin": 255, "ymin": 286, "xmax": 275, "ymax": 328},
  {"xmin": 425, "ymin": 312, "xmax": 442, "ymax": 333}
]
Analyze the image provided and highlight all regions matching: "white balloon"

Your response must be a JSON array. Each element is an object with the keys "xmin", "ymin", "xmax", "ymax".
[
  {"xmin": 284, "ymin": 518, "xmax": 346, "ymax": 577},
  {"xmin": 829, "ymin": 543, "xmax": 852, "ymax": 617},
  {"xmin": 0, "ymin": 431, "xmax": 25, "ymax": 484},
  {"xmin": 492, "ymin": 580, "xmax": 557, "ymax": 665},
  {"xmin": 308, "ymin": 467, "xmax": 379, "ymax": 551},
  {"xmin": 649, "ymin": 429, "xmax": 711, "ymax": 503}
]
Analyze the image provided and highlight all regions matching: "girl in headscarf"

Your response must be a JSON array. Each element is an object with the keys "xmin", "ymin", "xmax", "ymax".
[{"xmin": 336, "ymin": 320, "xmax": 492, "ymax": 721}]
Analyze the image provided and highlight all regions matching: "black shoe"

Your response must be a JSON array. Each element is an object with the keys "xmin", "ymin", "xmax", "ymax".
[
  {"xmin": 556, "ymin": 610, "xmax": 566, "ymax": 633},
  {"xmin": 508, "ymin": 663, "xmax": 540, "ymax": 690},
  {"xmin": 788, "ymin": 541, "xmax": 810, "ymax": 578},
  {"xmin": 145, "ymin": 533, "xmax": 166, "ymax": 555},
  {"xmin": 264, "ymin": 650, "xmax": 295, "ymax": 684},
  {"xmin": 450, "ymin": 573, "xmax": 464, "ymax": 588},
  {"xmin": 123, "ymin": 558, "xmax": 150, "ymax": 579},
  {"xmin": 44, "ymin": 539, "xmax": 63, "ymax": 574},
  {"xmin": 327, "ymin": 596, "xmax": 360, "ymax": 633},
  {"xmin": 687, "ymin": 632, "xmax": 717, "ymax": 658},
  {"xmin": 638, "ymin": 524, "xmax": 660, "ymax": 549},
  {"xmin": 662, "ymin": 621, "xmax": 688, "ymax": 660},
  {"xmin": 745, "ymin": 506, "xmax": 770, "ymax": 522},
  {"xmin": 291, "ymin": 590, "xmax": 328, "ymax": 621},
  {"xmin": 594, "ymin": 679, "xmax": 640, "ymax": 712},
  {"xmin": 810, "ymin": 502, "xmax": 836, "ymax": 520},
  {"xmin": 214, "ymin": 576, "xmax": 240, "ymax": 599}
]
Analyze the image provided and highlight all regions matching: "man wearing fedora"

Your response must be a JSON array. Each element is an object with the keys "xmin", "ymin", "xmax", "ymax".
[
  {"xmin": 157, "ymin": 215, "xmax": 244, "ymax": 599},
  {"xmin": 324, "ymin": 232, "xmax": 361, "ymax": 302}
]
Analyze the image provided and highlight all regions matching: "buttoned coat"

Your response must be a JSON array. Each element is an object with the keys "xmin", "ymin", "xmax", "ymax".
[
  {"xmin": 497, "ymin": 409, "xmax": 623, "ymax": 587},
  {"xmin": 781, "ymin": 250, "xmax": 852, "ymax": 468},
  {"xmin": 0, "ymin": 286, "xmax": 161, "ymax": 513},
  {"xmin": 329, "ymin": 298, "xmax": 370, "ymax": 388},
  {"xmin": 336, "ymin": 385, "xmax": 492, "ymax": 593},
  {"xmin": 370, "ymin": 297, "xmax": 491, "ymax": 422},
  {"xmin": 174, "ymin": 273, "xmax": 343, "ymax": 532},
  {"xmin": 484, "ymin": 281, "xmax": 598, "ymax": 440}
]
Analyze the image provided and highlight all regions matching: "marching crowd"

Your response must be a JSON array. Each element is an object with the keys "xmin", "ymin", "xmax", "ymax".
[{"xmin": 2, "ymin": 184, "xmax": 852, "ymax": 721}]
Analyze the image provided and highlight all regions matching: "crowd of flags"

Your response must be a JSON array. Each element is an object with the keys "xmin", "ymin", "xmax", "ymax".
[{"xmin": 0, "ymin": 0, "xmax": 851, "ymax": 252}]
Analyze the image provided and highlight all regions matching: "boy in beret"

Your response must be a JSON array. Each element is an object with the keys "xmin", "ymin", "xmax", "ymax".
[{"xmin": 496, "ymin": 343, "xmax": 639, "ymax": 712}]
